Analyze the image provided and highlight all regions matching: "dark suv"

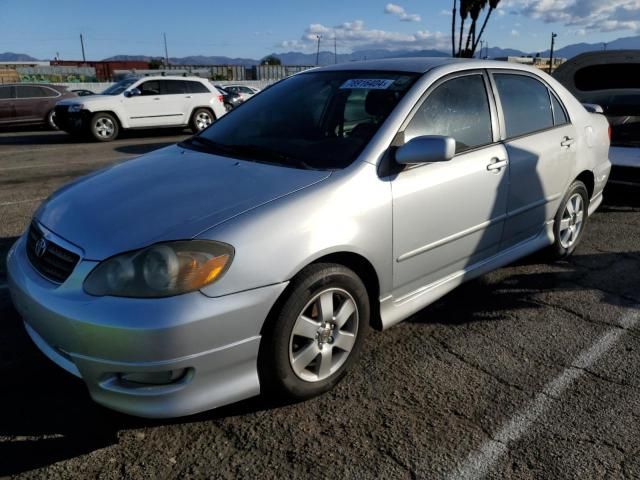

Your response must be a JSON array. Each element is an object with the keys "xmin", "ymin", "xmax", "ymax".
[{"xmin": 0, "ymin": 83, "xmax": 76, "ymax": 130}]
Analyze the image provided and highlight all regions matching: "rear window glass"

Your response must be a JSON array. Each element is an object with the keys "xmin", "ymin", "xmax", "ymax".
[
  {"xmin": 575, "ymin": 64, "xmax": 640, "ymax": 91},
  {"xmin": 186, "ymin": 81, "xmax": 210, "ymax": 94},
  {"xmin": 551, "ymin": 94, "xmax": 569, "ymax": 125},
  {"xmin": 494, "ymin": 74, "xmax": 554, "ymax": 138},
  {"xmin": 17, "ymin": 86, "xmax": 48, "ymax": 98},
  {"xmin": 0, "ymin": 86, "xmax": 14, "ymax": 99}
]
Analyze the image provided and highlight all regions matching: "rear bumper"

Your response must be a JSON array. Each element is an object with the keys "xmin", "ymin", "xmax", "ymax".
[
  {"xmin": 54, "ymin": 107, "xmax": 90, "ymax": 132},
  {"xmin": 7, "ymin": 234, "xmax": 288, "ymax": 418}
]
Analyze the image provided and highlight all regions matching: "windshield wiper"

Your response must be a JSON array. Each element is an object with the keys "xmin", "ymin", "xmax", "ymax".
[{"xmin": 181, "ymin": 137, "xmax": 314, "ymax": 169}]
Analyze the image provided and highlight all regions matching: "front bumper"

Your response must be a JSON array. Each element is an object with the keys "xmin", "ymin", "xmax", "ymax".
[
  {"xmin": 7, "ymin": 234, "xmax": 288, "ymax": 418},
  {"xmin": 54, "ymin": 106, "xmax": 90, "ymax": 132}
]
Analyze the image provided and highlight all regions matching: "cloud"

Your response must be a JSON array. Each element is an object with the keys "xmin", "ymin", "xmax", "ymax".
[
  {"xmin": 511, "ymin": 29, "xmax": 520, "ymax": 36},
  {"xmin": 384, "ymin": 3, "xmax": 422, "ymax": 22},
  {"xmin": 505, "ymin": 0, "xmax": 640, "ymax": 33},
  {"xmin": 279, "ymin": 19, "xmax": 447, "ymax": 52}
]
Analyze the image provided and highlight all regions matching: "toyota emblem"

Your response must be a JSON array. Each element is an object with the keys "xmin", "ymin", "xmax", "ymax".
[{"xmin": 34, "ymin": 238, "xmax": 48, "ymax": 258}]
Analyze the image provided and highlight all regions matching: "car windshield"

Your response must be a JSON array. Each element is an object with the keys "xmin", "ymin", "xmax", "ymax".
[
  {"xmin": 101, "ymin": 78, "xmax": 138, "ymax": 96},
  {"xmin": 182, "ymin": 70, "xmax": 418, "ymax": 170}
]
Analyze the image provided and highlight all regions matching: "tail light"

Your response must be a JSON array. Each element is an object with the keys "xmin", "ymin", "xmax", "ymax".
[
  {"xmin": 608, "ymin": 126, "xmax": 612, "ymax": 142},
  {"xmin": 218, "ymin": 95, "xmax": 224, "ymax": 103}
]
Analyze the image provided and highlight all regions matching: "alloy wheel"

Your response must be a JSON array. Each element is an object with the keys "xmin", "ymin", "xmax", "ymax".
[
  {"xmin": 559, "ymin": 192, "xmax": 585, "ymax": 249},
  {"xmin": 95, "ymin": 117, "xmax": 115, "ymax": 138},
  {"xmin": 288, "ymin": 288, "xmax": 359, "ymax": 382}
]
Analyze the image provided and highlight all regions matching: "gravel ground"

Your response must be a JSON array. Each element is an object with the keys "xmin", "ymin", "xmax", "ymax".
[{"xmin": 0, "ymin": 130, "xmax": 639, "ymax": 479}]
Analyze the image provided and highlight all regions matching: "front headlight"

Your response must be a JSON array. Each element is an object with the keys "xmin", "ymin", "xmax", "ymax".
[
  {"xmin": 84, "ymin": 240, "xmax": 233, "ymax": 298},
  {"xmin": 68, "ymin": 104, "xmax": 84, "ymax": 113}
]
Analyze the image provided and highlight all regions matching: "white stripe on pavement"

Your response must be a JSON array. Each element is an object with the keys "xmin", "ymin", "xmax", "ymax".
[
  {"xmin": 0, "ymin": 197, "xmax": 46, "ymax": 207},
  {"xmin": 447, "ymin": 310, "xmax": 640, "ymax": 480}
]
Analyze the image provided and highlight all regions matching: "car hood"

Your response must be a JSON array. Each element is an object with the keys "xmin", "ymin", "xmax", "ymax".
[{"xmin": 35, "ymin": 145, "xmax": 331, "ymax": 260}]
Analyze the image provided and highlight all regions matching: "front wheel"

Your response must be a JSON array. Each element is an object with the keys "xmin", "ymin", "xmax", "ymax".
[
  {"xmin": 90, "ymin": 112, "xmax": 119, "ymax": 142},
  {"xmin": 259, "ymin": 263, "xmax": 370, "ymax": 401},
  {"xmin": 549, "ymin": 180, "xmax": 589, "ymax": 259}
]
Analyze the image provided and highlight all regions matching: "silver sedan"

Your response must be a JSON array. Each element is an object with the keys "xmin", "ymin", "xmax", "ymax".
[{"xmin": 7, "ymin": 58, "xmax": 611, "ymax": 418}]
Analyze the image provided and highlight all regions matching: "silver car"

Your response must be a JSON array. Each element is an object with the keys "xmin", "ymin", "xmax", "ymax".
[{"xmin": 7, "ymin": 58, "xmax": 611, "ymax": 418}]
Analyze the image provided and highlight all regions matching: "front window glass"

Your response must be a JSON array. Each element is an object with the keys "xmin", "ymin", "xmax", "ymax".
[
  {"xmin": 183, "ymin": 71, "xmax": 418, "ymax": 170},
  {"xmin": 139, "ymin": 81, "xmax": 161, "ymax": 96},
  {"xmin": 404, "ymin": 74, "xmax": 493, "ymax": 154},
  {"xmin": 102, "ymin": 78, "xmax": 138, "ymax": 95}
]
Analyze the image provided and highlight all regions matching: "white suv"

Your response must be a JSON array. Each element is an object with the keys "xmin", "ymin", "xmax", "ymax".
[{"xmin": 55, "ymin": 76, "xmax": 227, "ymax": 141}]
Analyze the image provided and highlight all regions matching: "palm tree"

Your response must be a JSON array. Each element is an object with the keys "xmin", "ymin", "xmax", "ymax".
[
  {"xmin": 465, "ymin": 0, "xmax": 487, "ymax": 57},
  {"xmin": 458, "ymin": 0, "xmax": 472, "ymax": 56},
  {"xmin": 473, "ymin": 0, "xmax": 500, "ymax": 54},
  {"xmin": 451, "ymin": 0, "xmax": 457, "ymax": 57}
]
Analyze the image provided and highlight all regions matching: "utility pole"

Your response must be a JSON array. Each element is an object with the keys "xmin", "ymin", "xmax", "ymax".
[
  {"xmin": 315, "ymin": 35, "xmax": 322, "ymax": 66},
  {"xmin": 548, "ymin": 32, "xmax": 557, "ymax": 74},
  {"xmin": 79, "ymin": 33, "xmax": 86, "ymax": 63},
  {"xmin": 163, "ymin": 33, "xmax": 170, "ymax": 66},
  {"xmin": 485, "ymin": 41, "xmax": 489, "ymax": 59},
  {"xmin": 477, "ymin": 40, "xmax": 484, "ymax": 59},
  {"xmin": 603, "ymin": 42, "xmax": 608, "ymax": 51},
  {"xmin": 334, "ymin": 36, "xmax": 337, "ymax": 64}
]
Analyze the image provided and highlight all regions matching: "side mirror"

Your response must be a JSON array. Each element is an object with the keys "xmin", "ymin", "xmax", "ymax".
[
  {"xmin": 124, "ymin": 88, "xmax": 141, "ymax": 98},
  {"xmin": 395, "ymin": 135, "xmax": 456, "ymax": 165}
]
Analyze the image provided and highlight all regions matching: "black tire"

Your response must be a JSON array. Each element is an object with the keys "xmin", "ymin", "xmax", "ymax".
[
  {"xmin": 89, "ymin": 112, "xmax": 119, "ymax": 142},
  {"xmin": 189, "ymin": 108, "xmax": 215, "ymax": 133},
  {"xmin": 549, "ymin": 180, "xmax": 589, "ymax": 259},
  {"xmin": 46, "ymin": 109, "xmax": 59, "ymax": 130},
  {"xmin": 259, "ymin": 263, "xmax": 370, "ymax": 401},
  {"xmin": 224, "ymin": 102, "xmax": 233, "ymax": 112}
]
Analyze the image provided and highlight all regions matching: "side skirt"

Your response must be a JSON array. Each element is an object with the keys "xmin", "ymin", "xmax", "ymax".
[{"xmin": 379, "ymin": 223, "xmax": 555, "ymax": 330}]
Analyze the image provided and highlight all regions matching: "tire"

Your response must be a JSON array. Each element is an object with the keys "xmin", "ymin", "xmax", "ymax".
[
  {"xmin": 190, "ymin": 108, "xmax": 215, "ymax": 132},
  {"xmin": 224, "ymin": 103, "xmax": 233, "ymax": 112},
  {"xmin": 549, "ymin": 180, "xmax": 589, "ymax": 259},
  {"xmin": 46, "ymin": 110, "xmax": 59, "ymax": 130},
  {"xmin": 89, "ymin": 112, "xmax": 119, "ymax": 142},
  {"xmin": 259, "ymin": 263, "xmax": 370, "ymax": 401}
]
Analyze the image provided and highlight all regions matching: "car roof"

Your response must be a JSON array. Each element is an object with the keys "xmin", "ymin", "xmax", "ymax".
[
  {"xmin": 313, "ymin": 57, "xmax": 545, "ymax": 75},
  {"xmin": 135, "ymin": 76, "xmax": 207, "ymax": 82}
]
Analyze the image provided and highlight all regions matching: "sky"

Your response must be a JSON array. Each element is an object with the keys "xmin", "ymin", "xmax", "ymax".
[{"xmin": 0, "ymin": 0, "xmax": 638, "ymax": 60}]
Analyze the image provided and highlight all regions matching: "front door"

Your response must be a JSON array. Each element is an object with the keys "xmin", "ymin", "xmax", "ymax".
[
  {"xmin": 390, "ymin": 72, "xmax": 509, "ymax": 298},
  {"xmin": 125, "ymin": 80, "xmax": 171, "ymax": 127}
]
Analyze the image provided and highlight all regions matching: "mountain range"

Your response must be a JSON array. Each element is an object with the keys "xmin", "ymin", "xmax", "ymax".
[{"xmin": 3, "ymin": 33, "xmax": 640, "ymax": 66}]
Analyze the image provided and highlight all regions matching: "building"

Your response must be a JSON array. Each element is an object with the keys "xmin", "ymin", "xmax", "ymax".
[
  {"xmin": 495, "ymin": 56, "xmax": 566, "ymax": 73},
  {"xmin": 50, "ymin": 60, "xmax": 150, "ymax": 81}
]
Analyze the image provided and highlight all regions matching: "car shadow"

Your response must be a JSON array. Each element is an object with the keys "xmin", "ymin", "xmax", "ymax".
[{"xmin": 601, "ymin": 184, "xmax": 640, "ymax": 209}]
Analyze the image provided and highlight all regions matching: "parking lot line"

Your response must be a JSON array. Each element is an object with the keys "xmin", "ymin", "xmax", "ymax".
[
  {"xmin": 0, "ymin": 197, "xmax": 46, "ymax": 207},
  {"xmin": 446, "ymin": 309, "xmax": 640, "ymax": 480}
]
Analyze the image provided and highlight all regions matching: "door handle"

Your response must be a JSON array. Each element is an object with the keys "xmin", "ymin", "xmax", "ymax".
[
  {"xmin": 185, "ymin": 95, "xmax": 192, "ymax": 98},
  {"xmin": 487, "ymin": 158, "xmax": 508, "ymax": 172},
  {"xmin": 153, "ymin": 97, "xmax": 161, "ymax": 101},
  {"xmin": 561, "ymin": 136, "xmax": 575, "ymax": 147}
]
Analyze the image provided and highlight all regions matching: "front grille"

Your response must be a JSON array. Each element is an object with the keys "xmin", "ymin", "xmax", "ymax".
[{"xmin": 26, "ymin": 223, "xmax": 80, "ymax": 283}]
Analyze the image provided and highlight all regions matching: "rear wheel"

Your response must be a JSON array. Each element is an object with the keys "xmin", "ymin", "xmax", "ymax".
[
  {"xmin": 46, "ymin": 109, "xmax": 59, "ymax": 130},
  {"xmin": 90, "ymin": 112, "xmax": 119, "ymax": 142},
  {"xmin": 259, "ymin": 263, "xmax": 369, "ymax": 401},
  {"xmin": 190, "ymin": 108, "xmax": 214, "ymax": 132},
  {"xmin": 549, "ymin": 180, "xmax": 589, "ymax": 259}
]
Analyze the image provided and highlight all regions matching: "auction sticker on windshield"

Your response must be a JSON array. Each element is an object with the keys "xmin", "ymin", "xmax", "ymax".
[{"xmin": 340, "ymin": 79, "xmax": 395, "ymax": 89}]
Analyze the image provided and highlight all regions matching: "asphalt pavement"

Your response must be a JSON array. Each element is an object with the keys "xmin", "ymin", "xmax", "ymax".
[{"xmin": 0, "ymin": 130, "xmax": 639, "ymax": 479}]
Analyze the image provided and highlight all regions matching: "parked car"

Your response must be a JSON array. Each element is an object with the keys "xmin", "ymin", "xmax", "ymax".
[
  {"xmin": 7, "ymin": 58, "xmax": 610, "ymax": 418},
  {"xmin": 554, "ymin": 50, "xmax": 640, "ymax": 186},
  {"xmin": 221, "ymin": 84, "xmax": 260, "ymax": 101},
  {"xmin": 54, "ymin": 76, "xmax": 227, "ymax": 141},
  {"xmin": 71, "ymin": 89, "xmax": 95, "ymax": 97},
  {"xmin": 214, "ymin": 85, "xmax": 244, "ymax": 111},
  {"xmin": 0, "ymin": 83, "xmax": 76, "ymax": 130}
]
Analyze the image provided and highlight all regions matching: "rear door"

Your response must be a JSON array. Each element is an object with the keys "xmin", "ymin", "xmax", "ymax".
[
  {"xmin": 0, "ymin": 85, "xmax": 16, "ymax": 124},
  {"xmin": 15, "ymin": 85, "xmax": 58, "ymax": 123},
  {"xmin": 159, "ymin": 80, "xmax": 191, "ymax": 125},
  {"xmin": 490, "ymin": 71, "xmax": 576, "ymax": 249},
  {"xmin": 390, "ymin": 71, "xmax": 509, "ymax": 298}
]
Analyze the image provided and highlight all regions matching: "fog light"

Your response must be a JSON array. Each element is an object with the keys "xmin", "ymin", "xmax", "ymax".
[{"xmin": 119, "ymin": 369, "xmax": 186, "ymax": 385}]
